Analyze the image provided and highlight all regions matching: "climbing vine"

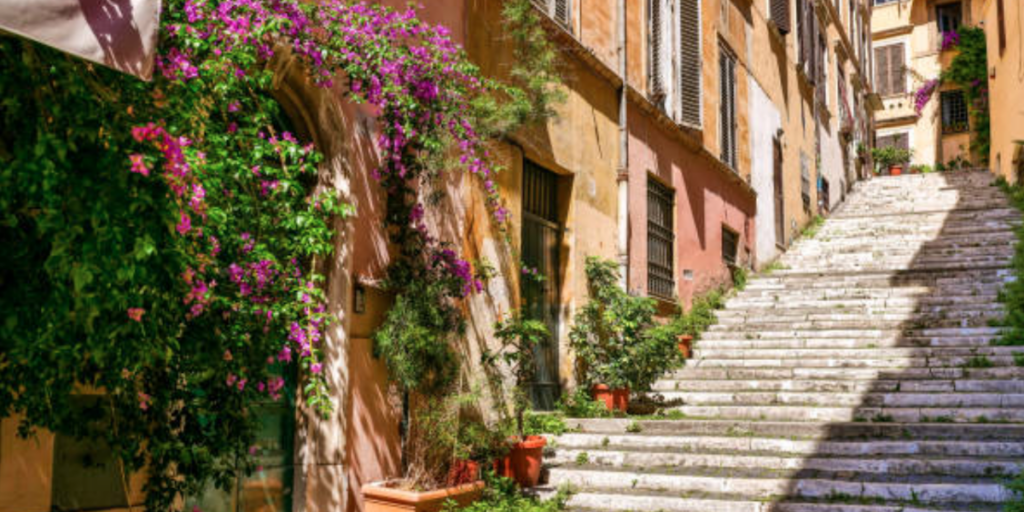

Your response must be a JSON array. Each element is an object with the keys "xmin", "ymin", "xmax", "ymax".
[
  {"xmin": 911, "ymin": 27, "xmax": 990, "ymax": 162},
  {"xmin": 0, "ymin": 0, "xmax": 563, "ymax": 508}
]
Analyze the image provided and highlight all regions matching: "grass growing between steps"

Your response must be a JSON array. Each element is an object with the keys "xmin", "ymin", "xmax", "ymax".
[{"xmin": 994, "ymin": 178, "xmax": 1024, "ymax": 346}]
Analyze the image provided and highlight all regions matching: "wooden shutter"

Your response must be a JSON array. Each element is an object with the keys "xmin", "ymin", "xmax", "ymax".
[
  {"xmin": 679, "ymin": 0, "xmax": 702, "ymax": 126},
  {"xmin": 772, "ymin": 0, "xmax": 791, "ymax": 34},
  {"xmin": 649, "ymin": 0, "xmax": 665, "ymax": 97},
  {"xmin": 719, "ymin": 46, "xmax": 737, "ymax": 169},
  {"xmin": 553, "ymin": 0, "xmax": 570, "ymax": 26},
  {"xmin": 998, "ymin": 0, "xmax": 1006, "ymax": 52},
  {"xmin": 799, "ymin": 0, "xmax": 812, "ymax": 74},
  {"xmin": 874, "ymin": 46, "xmax": 889, "ymax": 95},
  {"xmin": 890, "ymin": 44, "xmax": 905, "ymax": 94}
]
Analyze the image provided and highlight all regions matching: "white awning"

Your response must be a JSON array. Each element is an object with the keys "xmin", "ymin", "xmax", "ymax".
[{"xmin": 0, "ymin": 0, "xmax": 162, "ymax": 80}]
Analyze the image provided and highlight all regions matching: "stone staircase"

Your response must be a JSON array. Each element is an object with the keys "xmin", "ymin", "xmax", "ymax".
[{"xmin": 547, "ymin": 171, "xmax": 1024, "ymax": 511}]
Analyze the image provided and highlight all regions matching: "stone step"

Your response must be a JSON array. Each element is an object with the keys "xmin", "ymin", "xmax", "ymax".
[
  {"xmin": 700, "ymin": 327, "xmax": 1002, "ymax": 340},
  {"xmin": 694, "ymin": 336, "xmax": 997, "ymax": 350},
  {"xmin": 687, "ymin": 355, "xmax": 1021, "ymax": 369},
  {"xmin": 691, "ymin": 346, "xmax": 1022, "ymax": 360},
  {"xmin": 565, "ymin": 418, "xmax": 1024, "ymax": 440},
  {"xmin": 713, "ymin": 310, "xmax": 1002, "ymax": 325},
  {"xmin": 724, "ymin": 297, "xmax": 1001, "ymax": 309},
  {"xmin": 657, "ymin": 391, "xmax": 1024, "ymax": 408},
  {"xmin": 545, "ymin": 467, "xmax": 1010, "ymax": 503},
  {"xmin": 551, "ymin": 432, "xmax": 1024, "ymax": 458},
  {"xmin": 669, "ymin": 366, "xmax": 1024, "ymax": 381},
  {"xmin": 703, "ymin": 318, "xmax": 998, "ymax": 331},
  {"xmin": 665, "ymin": 404, "xmax": 1024, "ymax": 423},
  {"xmin": 558, "ymin": 489, "xmax": 999, "ymax": 512},
  {"xmin": 652, "ymin": 378, "xmax": 1024, "ymax": 394},
  {"xmin": 548, "ymin": 447, "xmax": 1023, "ymax": 478}
]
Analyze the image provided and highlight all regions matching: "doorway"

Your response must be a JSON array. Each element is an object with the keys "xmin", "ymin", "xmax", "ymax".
[
  {"xmin": 520, "ymin": 160, "xmax": 563, "ymax": 410},
  {"xmin": 773, "ymin": 138, "xmax": 786, "ymax": 248}
]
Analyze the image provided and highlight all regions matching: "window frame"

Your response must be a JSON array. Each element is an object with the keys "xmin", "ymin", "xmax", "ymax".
[
  {"xmin": 646, "ymin": 176, "xmax": 676, "ymax": 300},
  {"xmin": 940, "ymin": 89, "xmax": 970, "ymax": 134},
  {"xmin": 719, "ymin": 42, "xmax": 738, "ymax": 170}
]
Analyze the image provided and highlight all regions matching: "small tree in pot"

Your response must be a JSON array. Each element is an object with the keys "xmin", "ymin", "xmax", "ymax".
[
  {"xmin": 871, "ymin": 146, "xmax": 914, "ymax": 176},
  {"xmin": 569, "ymin": 258, "xmax": 681, "ymax": 412},
  {"xmin": 484, "ymin": 311, "xmax": 550, "ymax": 488}
]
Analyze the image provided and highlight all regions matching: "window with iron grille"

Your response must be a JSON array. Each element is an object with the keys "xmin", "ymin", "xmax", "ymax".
[
  {"xmin": 647, "ymin": 177, "xmax": 675, "ymax": 299},
  {"xmin": 719, "ymin": 44, "xmax": 738, "ymax": 170},
  {"xmin": 940, "ymin": 90, "xmax": 969, "ymax": 134},
  {"xmin": 721, "ymin": 226, "xmax": 739, "ymax": 266},
  {"xmin": 531, "ymin": 0, "xmax": 571, "ymax": 28}
]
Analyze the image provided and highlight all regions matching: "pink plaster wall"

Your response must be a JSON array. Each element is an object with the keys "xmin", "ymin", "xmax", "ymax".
[{"xmin": 626, "ymin": 109, "xmax": 757, "ymax": 309}]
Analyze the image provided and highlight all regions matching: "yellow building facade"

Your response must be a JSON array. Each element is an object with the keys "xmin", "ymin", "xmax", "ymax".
[{"xmin": 981, "ymin": 0, "xmax": 1024, "ymax": 182}]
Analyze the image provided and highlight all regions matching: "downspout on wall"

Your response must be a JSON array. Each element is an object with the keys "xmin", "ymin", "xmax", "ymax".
[{"xmin": 616, "ymin": 0, "xmax": 630, "ymax": 289}]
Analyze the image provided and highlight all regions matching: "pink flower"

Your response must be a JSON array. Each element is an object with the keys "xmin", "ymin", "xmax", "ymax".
[
  {"xmin": 129, "ymin": 154, "xmax": 150, "ymax": 176},
  {"xmin": 310, "ymin": 362, "xmax": 323, "ymax": 374},
  {"xmin": 127, "ymin": 308, "xmax": 146, "ymax": 322},
  {"xmin": 176, "ymin": 212, "xmax": 192, "ymax": 235},
  {"xmin": 138, "ymin": 392, "xmax": 151, "ymax": 411}
]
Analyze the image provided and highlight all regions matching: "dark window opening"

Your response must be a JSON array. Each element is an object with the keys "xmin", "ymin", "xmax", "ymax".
[
  {"xmin": 722, "ymin": 226, "xmax": 739, "ymax": 266},
  {"xmin": 936, "ymin": 2, "xmax": 962, "ymax": 34},
  {"xmin": 940, "ymin": 90, "xmax": 969, "ymax": 134},
  {"xmin": 647, "ymin": 177, "xmax": 675, "ymax": 299}
]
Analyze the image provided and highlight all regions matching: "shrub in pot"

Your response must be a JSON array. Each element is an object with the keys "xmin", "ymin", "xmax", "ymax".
[
  {"xmin": 870, "ymin": 146, "xmax": 914, "ymax": 177},
  {"xmin": 569, "ymin": 257, "xmax": 682, "ymax": 413},
  {"xmin": 366, "ymin": 280, "xmax": 489, "ymax": 511},
  {"xmin": 484, "ymin": 311, "xmax": 550, "ymax": 488}
]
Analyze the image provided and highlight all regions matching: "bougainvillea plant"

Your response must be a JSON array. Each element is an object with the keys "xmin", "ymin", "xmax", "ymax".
[
  {"xmin": 910, "ymin": 27, "xmax": 990, "ymax": 161},
  {"xmin": 0, "ymin": 0, "xmax": 561, "ymax": 508}
]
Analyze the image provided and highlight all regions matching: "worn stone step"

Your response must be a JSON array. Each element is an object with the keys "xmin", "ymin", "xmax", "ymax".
[
  {"xmin": 669, "ymin": 366, "xmax": 1024, "ymax": 381},
  {"xmin": 658, "ymin": 391, "xmax": 1024, "ymax": 408},
  {"xmin": 694, "ymin": 336, "xmax": 997, "ymax": 350},
  {"xmin": 691, "ymin": 346, "xmax": 1022, "ymax": 360},
  {"xmin": 546, "ymin": 467, "xmax": 1010, "ymax": 503},
  {"xmin": 700, "ymin": 327, "xmax": 1002, "ymax": 340},
  {"xmin": 558, "ymin": 489, "xmax": 998, "ymax": 512},
  {"xmin": 547, "ymin": 447, "xmax": 1023, "ymax": 478},
  {"xmin": 689, "ymin": 355, "xmax": 1021, "ymax": 369},
  {"xmin": 665, "ymin": 404, "xmax": 1024, "ymax": 423},
  {"xmin": 565, "ymin": 418, "xmax": 1024, "ymax": 440},
  {"xmin": 551, "ymin": 432, "xmax": 1024, "ymax": 458},
  {"xmin": 652, "ymin": 378, "xmax": 1024, "ymax": 394}
]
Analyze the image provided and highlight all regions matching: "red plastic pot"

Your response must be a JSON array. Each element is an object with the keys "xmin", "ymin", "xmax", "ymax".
[
  {"xmin": 494, "ymin": 435, "xmax": 547, "ymax": 488},
  {"xmin": 591, "ymin": 384, "xmax": 629, "ymax": 412},
  {"xmin": 677, "ymin": 334, "xmax": 694, "ymax": 359},
  {"xmin": 889, "ymin": 164, "xmax": 903, "ymax": 176}
]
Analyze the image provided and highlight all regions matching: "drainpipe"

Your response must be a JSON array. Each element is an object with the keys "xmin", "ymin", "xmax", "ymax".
[{"xmin": 616, "ymin": 0, "xmax": 630, "ymax": 290}]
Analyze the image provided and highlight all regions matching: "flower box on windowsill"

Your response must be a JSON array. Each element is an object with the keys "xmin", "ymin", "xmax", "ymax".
[{"xmin": 362, "ymin": 480, "xmax": 485, "ymax": 512}]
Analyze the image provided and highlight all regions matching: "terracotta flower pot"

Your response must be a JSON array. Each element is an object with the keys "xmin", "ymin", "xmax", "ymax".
[
  {"xmin": 591, "ymin": 384, "xmax": 629, "ymax": 412},
  {"xmin": 446, "ymin": 459, "xmax": 480, "ymax": 487},
  {"xmin": 494, "ymin": 435, "xmax": 547, "ymax": 488},
  {"xmin": 889, "ymin": 164, "xmax": 903, "ymax": 176},
  {"xmin": 362, "ymin": 480, "xmax": 484, "ymax": 512},
  {"xmin": 677, "ymin": 334, "xmax": 694, "ymax": 359}
]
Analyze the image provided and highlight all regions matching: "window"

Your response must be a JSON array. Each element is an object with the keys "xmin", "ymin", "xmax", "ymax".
[
  {"xmin": 647, "ymin": 177, "xmax": 675, "ymax": 299},
  {"xmin": 940, "ymin": 90, "xmax": 969, "ymax": 133},
  {"xmin": 770, "ymin": 0, "xmax": 791, "ymax": 34},
  {"xmin": 649, "ymin": 0, "xmax": 670, "ymax": 108},
  {"xmin": 818, "ymin": 32, "xmax": 829, "ymax": 106},
  {"xmin": 798, "ymin": 0, "xmax": 818, "ymax": 81},
  {"xmin": 997, "ymin": 0, "xmax": 1006, "ymax": 53},
  {"xmin": 721, "ymin": 226, "xmax": 739, "ymax": 266},
  {"xmin": 936, "ymin": 2, "xmax": 962, "ymax": 34},
  {"xmin": 873, "ymin": 43, "xmax": 906, "ymax": 95},
  {"xmin": 719, "ymin": 44, "xmax": 738, "ymax": 170},
  {"xmin": 532, "ymin": 0, "xmax": 571, "ymax": 28},
  {"xmin": 874, "ymin": 0, "xmax": 899, "ymax": 5},
  {"xmin": 800, "ymin": 152, "xmax": 812, "ymax": 211},
  {"xmin": 679, "ymin": 0, "xmax": 702, "ymax": 126}
]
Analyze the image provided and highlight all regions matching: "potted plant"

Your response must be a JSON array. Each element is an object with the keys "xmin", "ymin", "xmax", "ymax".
[
  {"xmin": 870, "ymin": 146, "xmax": 914, "ymax": 176},
  {"xmin": 365, "ymin": 282, "xmax": 487, "ymax": 511},
  {"xmin": 361, "ymin": 391, "xmax": 495, "ymax": 512},
  {"xmin": 569, "ymin": 258, "xmax": 681, "ymax": 413},
  {"xmin": 485, "ymin": 311, "xmax": 551, "ymax": 488}
]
